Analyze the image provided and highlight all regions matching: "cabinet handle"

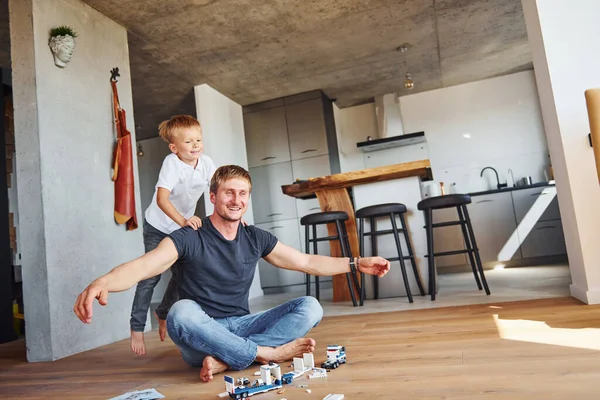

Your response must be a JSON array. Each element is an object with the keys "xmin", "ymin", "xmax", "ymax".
[
  {"xmin": 267, "ymin": 213, "xmax": 283, "ymax": 217},
  {"xmin": 261, "ymin": 156, "xmax": 276, "ymax": 161},
  {"xmin": 309, "ymin": 207, "xmax": 321, "ymax": 211},
  {"xmin": 476, "ymin": 199, "xmax": 494, "ymax": 204},
  {"xmin": 531, "ymin": 192, "xmax": 545, "ymax": 196},
  {"xmin": 268, "ymin": 226, "xmax": 284, "ymax": 230},
  {"xmin": 300, "ymin": 149, "xmax": 317, "ymax": 154},
  {"xmin": 537, "ymin": 225, "xmax": 556, "ymax": 230}
]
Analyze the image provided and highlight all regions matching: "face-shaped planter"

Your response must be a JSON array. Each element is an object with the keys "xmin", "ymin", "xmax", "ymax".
[{"xmin": 49, "ymin": 35, "xmax": 75, "ymax": 68}]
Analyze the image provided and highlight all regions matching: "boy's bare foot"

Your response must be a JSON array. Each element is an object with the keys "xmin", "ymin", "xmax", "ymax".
[
  {"xmin": 130, "ymin": 330, "xmax": 146, "ymax": 355},
  {"xmin": 256, "ymin": 338, "xmax": 316, "ymax": 364},
  {"xmin": 200, "ymin": 356, "xmax": 229, "ymax": 382},
  {"xmin": 154, "ymin": 311, "xmax": 167, "ymax": 341}
]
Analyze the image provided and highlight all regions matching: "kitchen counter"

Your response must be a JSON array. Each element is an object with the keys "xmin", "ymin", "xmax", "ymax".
[{"xmin": 469, "ymin": 181, "xmax": 556, "ymax": 197}]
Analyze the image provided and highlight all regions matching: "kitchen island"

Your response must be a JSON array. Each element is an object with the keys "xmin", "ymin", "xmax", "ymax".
[{"xmin": 281, "ymin": 159, "xmax": 433, "ymax": 302}]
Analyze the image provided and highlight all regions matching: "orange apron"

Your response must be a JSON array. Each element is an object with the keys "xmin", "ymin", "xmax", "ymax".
[{"xmin": 111, "ymin": 80, "xmax": 138, "ymax": 231}]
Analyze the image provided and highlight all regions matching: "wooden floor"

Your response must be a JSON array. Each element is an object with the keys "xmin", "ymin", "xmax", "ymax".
[{"xmin": 2, "ymin": 297, "xmax": 600, "ymax": 399}]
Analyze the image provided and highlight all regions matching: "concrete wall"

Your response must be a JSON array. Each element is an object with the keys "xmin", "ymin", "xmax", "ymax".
[
  {"xmin": 194, "ymin": 84, "xmax": 263, "ymax": 299},
  {"xmin": 522, "ymin": 0, "xmax": 600, "ymax": 303},
  {"xmin": 9, "ymin": 0, "xmax": 144, "ymax": 361}
]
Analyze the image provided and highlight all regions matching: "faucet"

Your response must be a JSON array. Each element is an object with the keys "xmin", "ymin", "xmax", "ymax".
[
  {"xmin": 508, "ymin": 169, "xmax": 515, "ymax": 187},
  {"xmin": 480, "ymin": 167, "xmax": 507, "ymax": 190}
]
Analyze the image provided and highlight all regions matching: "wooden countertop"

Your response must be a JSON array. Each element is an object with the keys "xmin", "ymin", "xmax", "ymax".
[{"xmin": 281, "ymin": 159, "xmax": 432, "ymax": 198}]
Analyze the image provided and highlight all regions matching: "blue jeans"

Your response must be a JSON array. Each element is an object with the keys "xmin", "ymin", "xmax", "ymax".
[
  {"xmin": 166, "ymin": 296, "xmax": 323, "ymax": 371},
  {"xmin": 130, "ymin": 221, "xmax": 180, "ymax": 331}
]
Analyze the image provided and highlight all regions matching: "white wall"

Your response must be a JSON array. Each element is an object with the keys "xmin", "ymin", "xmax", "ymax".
[
  {"xmin": 333, "ymin": 103, "xmax": 378, "ymax": 173},
  {"xmin": 194, "ymin": 84, "xmax": 263, "ymax": 299},
  {"xmin": 522, "ymin": 0, "xmax": 600, "ymax": 303},
  {"xmin": 334, "ymin": 71, "xmax": 550, "ymax": 194},
  {"xmin": 9, "ymin": 0, "xmax": 145, "ymax": 360},
  {"xmin": 401, "ymin": 70, "xmax": 548, "ymax": 193}
]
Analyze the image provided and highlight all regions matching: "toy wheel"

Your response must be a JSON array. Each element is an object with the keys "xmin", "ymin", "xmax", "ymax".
[
  {"xmin": 242, "ymin": 393, "xmax": 248, "ymax": 398},
  {"xmin": 235, "ymin": 394, "xmax": 241, "ymax": 400}
]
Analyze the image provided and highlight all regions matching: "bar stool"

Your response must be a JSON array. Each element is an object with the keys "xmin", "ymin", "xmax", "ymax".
[
  {"xmin": 417, "ymin": 194, "xmax": 491, "ymax": 301},
  {"xmin": 300, "ymin": 211, "xmax": 361, "ymax": 307},
  {"xmin": 355, "ymin": 203, "xmax": 425, "ymax": 305}
]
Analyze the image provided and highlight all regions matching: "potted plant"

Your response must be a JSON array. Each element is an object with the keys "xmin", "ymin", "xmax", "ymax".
[{"xmin": 48, "ymin": 25, "xmax": 78, "ymax": 68}]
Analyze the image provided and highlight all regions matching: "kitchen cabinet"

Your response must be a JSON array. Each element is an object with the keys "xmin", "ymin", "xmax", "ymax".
[
  {"xmin": 520, "ymin": 220, "xmax": 567, "ymax": 258},
  {"xmin": 467, "ymin": 192, "xmax": 520, "ymax": 262},
  {"xmin": 244, "ymin": 106, "xmax": 291, "ymax": 168},
  {"xmin": 244, "ymin": 91, "xmax": 338, "ymax": 290},
  {"xmin": 292, "ymin": 155, "xmax": 331, "ymax": 219},
  {"xmin": 511, "ymin": 187, "xmax": 561, "ymax": 223},
  {"xmin": 249, "ymin": 163, "xmax": 297, "ymax": 224},
  {"xmin": 286, "ymin": 98, "xmax": 329, "ymax": 161},
  {"xmin": 255, "ymin": 219, "xmax": 305, "ymax": 288},
  {"xmin": 431, "ymin": 207, "xmax": 467, "ymax": 267}
]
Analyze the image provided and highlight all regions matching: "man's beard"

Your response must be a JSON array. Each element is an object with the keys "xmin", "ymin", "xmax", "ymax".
[{"xmin": 216, "ymin": 206, "xmax": 242, "ymax": 222}]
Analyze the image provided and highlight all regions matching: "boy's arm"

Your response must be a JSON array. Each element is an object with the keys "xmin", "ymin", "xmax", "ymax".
[
  {"xmin": 74, "ymin": 237, "xmax": 178, "ymax": 324},
  {"xmin": 263, "ymin": 242, "xmax": 390, "ymax": 278},
  {"xmin": 156, "ymin": 187, "xmax": 187, "ymax": 227}
]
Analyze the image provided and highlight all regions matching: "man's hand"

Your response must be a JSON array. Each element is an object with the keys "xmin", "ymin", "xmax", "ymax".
[
  {"xmin": 73, "ymin": 278, "xmax": 109, "ymax": 324},
  {"xmin": 185, "ymin": 216, "xmax": 203, "ymax": 230},
  {"xmin": 358, "ymin": 257, "xmax": 390, "ymax": 278}
]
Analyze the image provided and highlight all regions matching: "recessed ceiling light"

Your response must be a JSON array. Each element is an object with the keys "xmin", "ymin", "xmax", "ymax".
[{"xmin": 397, "ymin": 43, "xmax": 410, "ymax": 53}]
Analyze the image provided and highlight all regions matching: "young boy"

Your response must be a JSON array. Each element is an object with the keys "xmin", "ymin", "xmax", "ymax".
[{"xmin": 130, "ymin": 115, "xmax": 216, "ymax": 355}]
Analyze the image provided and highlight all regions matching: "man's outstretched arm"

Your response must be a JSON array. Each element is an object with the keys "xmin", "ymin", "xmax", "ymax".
[
  {"xmin": 263, "ymin": 242, "xmax": 390, "ymax": 278},
  {"xmin": 73, "ymin": 237, "xmax": 179, "ymax": 324}
]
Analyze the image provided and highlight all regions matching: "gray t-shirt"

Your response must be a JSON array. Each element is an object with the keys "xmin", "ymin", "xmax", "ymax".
[{"xmin": 168, "ymin": 218, "xmax": 278, "ymax": 318}]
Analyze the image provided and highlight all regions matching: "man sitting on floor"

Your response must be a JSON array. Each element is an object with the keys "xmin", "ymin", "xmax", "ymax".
[{"xmin": 73, "ymin": 165, "xmax": 390, "ymax": 382}]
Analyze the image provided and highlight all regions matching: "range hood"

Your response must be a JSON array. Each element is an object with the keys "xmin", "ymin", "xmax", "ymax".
[
  {"xmin": 356, "ymin": 93, "xmax": 426, "ymax": 152},
  {"xmin": 357, "ymin": 132, "xmax": 426, "ymax": 152}
]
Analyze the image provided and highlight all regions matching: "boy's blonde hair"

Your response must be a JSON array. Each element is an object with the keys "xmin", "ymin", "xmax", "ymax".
[
  {"xmin": 158, "ymin": 115, "xmax": 201, "ymax": 143},
  {"xmin": 210, "ymin": 165, "xmax": 252, "ymax": 194}
]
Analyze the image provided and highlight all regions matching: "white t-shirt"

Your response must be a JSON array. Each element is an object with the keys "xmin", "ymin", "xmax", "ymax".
[{"xmin": 145, "ymin": 153, "xmax": 217, "ymax": 234}]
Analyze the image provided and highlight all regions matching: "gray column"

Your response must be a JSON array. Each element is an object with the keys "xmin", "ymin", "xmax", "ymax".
[{"xmin": 9, "ymin": 0, "xmax": 145, "ymax": 361}]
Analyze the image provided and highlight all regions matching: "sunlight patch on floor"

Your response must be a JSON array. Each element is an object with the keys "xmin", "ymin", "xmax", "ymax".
[{"xmin": 493, "ymin": 314, "xmax": 600, "ymax": 351}]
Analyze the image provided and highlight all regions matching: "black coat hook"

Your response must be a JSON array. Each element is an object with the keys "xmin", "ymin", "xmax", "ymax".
[{"xmin": 110, "ymin": 67, "xmax": 120, "ymax": 82}]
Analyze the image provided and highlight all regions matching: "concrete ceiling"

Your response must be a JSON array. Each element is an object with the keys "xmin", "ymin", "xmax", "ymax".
[{"xmin": 1, "ymin": 0, "xmax": 531, "ymax": 140}]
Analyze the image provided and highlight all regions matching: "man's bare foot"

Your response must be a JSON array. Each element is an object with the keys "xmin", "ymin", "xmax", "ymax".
[
  {"xmin": 200, "ymin": 356, "xmax": 229, "ymax": 382},
  {"xmin": 256, "ymin": 338, "xmax": 316, "ymax": 364},
  {"xmin": 130, "ymin": 330, "xmax": 146, "ymax": 355},
  {"xmin": 154, "ymin": 312, "xmax": 167, "ymax": 341}
]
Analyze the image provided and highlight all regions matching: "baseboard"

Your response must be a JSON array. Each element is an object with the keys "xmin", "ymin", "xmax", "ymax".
[{"xmin": 570, "ymin": 284, "xmax": 600, "ymax": 304}]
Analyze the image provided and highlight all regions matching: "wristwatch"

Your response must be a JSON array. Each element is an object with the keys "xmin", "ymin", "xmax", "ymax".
[{"xmin": 349, "ymin": 257, "xmax": 361, "ymax": 273}]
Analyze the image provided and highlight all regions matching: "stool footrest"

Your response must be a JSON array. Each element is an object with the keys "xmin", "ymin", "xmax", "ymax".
[
  {"xmin": 430, "ymin": 221, "xmax": 465, "ymax": 228},
  {"xmin": 308, "ymin": 235, "xmax": 343, "ymax": 243},
  {"xmin": 387, "ymin": 256, "xmax": 416, "ymax": 262},
  {"xmin": 425, "ymin": 249, "xmax": 478, "ymax": 257},
  {"xmin": 363, "ymin": 228, "xmax": 406, "ymax": 237}
]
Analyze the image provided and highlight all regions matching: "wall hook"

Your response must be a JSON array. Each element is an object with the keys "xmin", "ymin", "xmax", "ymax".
[{"xmin": 110, "ymin": 67, "xmax": 120, "ymax": 82}]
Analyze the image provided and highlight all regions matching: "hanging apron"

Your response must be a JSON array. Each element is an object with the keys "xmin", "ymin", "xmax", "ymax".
[{"xmin": 111, "ymin": 80, "xmax": 138, "ymax": 231}]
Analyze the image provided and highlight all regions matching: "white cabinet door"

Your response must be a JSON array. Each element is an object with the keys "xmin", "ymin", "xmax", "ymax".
[
  {"xmin": 520, "ymin": 220, "xmax": 567, "ymax": 258},
  {"xmin": 467, "ymin": 192, "xmax": 519, "ymax": 263},
  {"xmin": 250, "ymin": 163, "xmax": 297, "ymax": 224},
  {"xmin": 431, "ymin": 207, "xmax": 467, "ymax": 267},
  {"xmin": 255, "ymin": 219, "xmax": 305, "ymax": 288},
  {"xmin": 512, "ymin": 187, "xmax": 560, "ymax": 223},
  {"xmin": 285, "ymin": 98, "xmax": 329, "ymax": 161},
  {"xmin": 244, "ymin": 106, "xmax": 291, "ymax": 168},
  {"xmin": 292, "ymin": 155, "xmax": 331, "ymax": 219}
]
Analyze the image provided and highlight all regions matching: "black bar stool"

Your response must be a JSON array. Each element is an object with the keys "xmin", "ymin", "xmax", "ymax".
[
  {"xmin": 355, "ymin": 203, "xmax": 425, "ymax": 305},
  {"xmin": 300, "ymin": 211, "xmax": 361, "ymax": 307},
  {"xmin": 417, "ymin": 194, "xmax": 490, "ymax": 301}
]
